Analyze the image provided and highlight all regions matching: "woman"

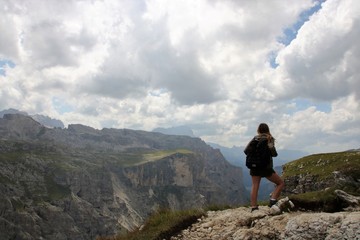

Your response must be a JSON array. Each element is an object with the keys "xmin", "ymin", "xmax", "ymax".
[{"xmin": 244, "ymin": 123, "xmax": 284, "ymax": 212}]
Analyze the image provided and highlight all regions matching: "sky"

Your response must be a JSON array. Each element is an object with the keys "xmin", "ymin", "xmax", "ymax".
[{"xmin": 0, "ymin": 0, "xmax": 359, "ymax": 154}]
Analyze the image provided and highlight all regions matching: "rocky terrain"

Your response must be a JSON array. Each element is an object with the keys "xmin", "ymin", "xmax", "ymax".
[
  {"xmin": 0, "ymin": 114, "xmax": 247, "ymax": 240},
  {"xmin": 170, "ymin": 198, "xmax": 360, "ymax": 240}
]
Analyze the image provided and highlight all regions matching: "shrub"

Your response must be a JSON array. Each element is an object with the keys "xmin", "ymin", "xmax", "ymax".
[{"xmin": 98, "ymin": 208, "xmax": 204, "ymax": 240}]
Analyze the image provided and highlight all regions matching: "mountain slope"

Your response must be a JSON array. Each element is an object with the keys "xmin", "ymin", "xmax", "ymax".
[
  {"xmin": 283, "ymin": 151, "xmax": 360, "ymax": 194},
  {"xmin": 0, "ymin": 114, "xmax": 247, "ymax": 240}
]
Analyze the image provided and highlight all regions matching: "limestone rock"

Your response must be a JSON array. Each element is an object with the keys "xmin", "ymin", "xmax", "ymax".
[
  {"xmin": 269, "ymin": 197, "xmax": 295, "ymax": 215},
  {"xmin": 171, "ymin": 205, "xmax": 360, "ymax": 240},
  {"xmin": 284, "ymin": 212, "xmax": 360, "ymax": 240},
  {"xmin": 335, "ymin": 189, "xmax": 360, "ymax": 206}
]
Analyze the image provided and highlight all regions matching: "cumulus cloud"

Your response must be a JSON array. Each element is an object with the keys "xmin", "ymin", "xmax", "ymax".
[
  {"xmin": 0, "ymin": 15, "xmax": 19, "ymax": 60},
  {"xmin": 274, "ymin": 0, "xmax": 360, "ymax": 101},
  {"xmin": 0, "ymin": 0, "xmax": 359, "ymax": 154},
  {"xmin": 24, "ymin": 20, "xmax": 96, "ymax": 68}
]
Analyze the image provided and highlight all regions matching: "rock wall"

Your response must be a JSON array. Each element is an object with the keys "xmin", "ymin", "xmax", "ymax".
[{"xmin": 283, "ymin": 174, "xmax": 331, "ymax": 194}]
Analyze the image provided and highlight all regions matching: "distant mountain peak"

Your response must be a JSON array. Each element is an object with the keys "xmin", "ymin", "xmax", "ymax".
[
  {"xmin": 0, "ymin": 108, "xmax": 64, "ymax": 129},
  {"xmin": 152, "ymin": 125, "xmax": 196, "ymax": 137},
  {"xmin": 31, "ymin": 114, "xmax": 64, "ymax": 128},
  {"xmin": 0, "ymin": 108, "xmax": 28, "ymax": 117}
]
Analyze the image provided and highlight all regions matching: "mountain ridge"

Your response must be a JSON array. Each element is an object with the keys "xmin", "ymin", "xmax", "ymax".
[
  {"xmin": 0, "ymin": 113, "xmax": 247, "ymax": 240},
  {"xmin": 0, "ymin": 108, "xmax": 64, "ymax": 128}
]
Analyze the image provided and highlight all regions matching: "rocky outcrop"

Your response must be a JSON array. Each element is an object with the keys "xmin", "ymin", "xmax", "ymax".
[
  {"xmin": 335, "ymin": 190, "xmax": 360, "ymax": 207},
  {"xmin": 170, "ymin": 198, "xmax": 360, "ymax": 240},
  {"xmin": 282, "ymin": 151, "xmax": 360, "ymax": 195},
  {"xmin": 0, "ymin": 114, "xmax": 247, "ymax": 239},
  {"xmin": 283, "ymin": 174, "xmax": 328, "ymax": 194}
]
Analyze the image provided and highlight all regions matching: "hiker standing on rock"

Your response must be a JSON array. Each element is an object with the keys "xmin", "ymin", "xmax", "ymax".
[{"xmin": 244, "ymin": 123, "xmax": 285, "ymax": 212}]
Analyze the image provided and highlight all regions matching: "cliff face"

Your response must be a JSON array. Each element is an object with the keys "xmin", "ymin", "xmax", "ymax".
[{"xmin": 0, "ymin": 114, "xmax": 247, "ymax": 240}]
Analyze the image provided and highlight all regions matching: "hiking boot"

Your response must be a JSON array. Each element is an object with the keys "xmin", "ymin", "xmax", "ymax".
[
  {"xmin": 269, "ymin": 199, "xmax": 277, "ymax": 207},
  {"xmin": 251, "ymin": 206, "xmax": 259, "ymax": 212}
]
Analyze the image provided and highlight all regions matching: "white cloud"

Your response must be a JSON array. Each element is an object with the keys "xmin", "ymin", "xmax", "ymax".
[
  {"xmin": 0, "ymin": 15, "xmax": 19, "ymax": 60},
  {"xmin": 274, "ymin": 0, "xmax": 360, "ymax": 101},
  {"xmin": 0, "ymin": 0, "xmax": 359, "ymax": 154}
]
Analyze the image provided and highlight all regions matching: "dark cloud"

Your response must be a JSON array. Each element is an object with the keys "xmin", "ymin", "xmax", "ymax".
[
  {"xmin": 89, "ymin": 73, "xmax": 149, "ymax": 100},
  {"xmin": 24, "ymin": 20, "xmax": 96, "ymax": 68}
]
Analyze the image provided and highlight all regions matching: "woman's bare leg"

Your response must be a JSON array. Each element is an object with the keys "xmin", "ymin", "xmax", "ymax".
[
  {"xmin": 266, "ymin": 172, "xmax": 284, "ymax": 199},
  {"xmin": 251, "ymin": 176, "xmax": 262, "ymax": 207}
]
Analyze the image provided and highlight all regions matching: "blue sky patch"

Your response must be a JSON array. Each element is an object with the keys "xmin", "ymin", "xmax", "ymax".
[
  {"xmin": 269, "ymin": 1, "xmax": 325, "ymax": 69},
  {"xmin": 288, "ymin": 98, "xmax": 331, "ymax": 114},
  {"xmin": 52, "ymin": 97, "xmax": 74, "ymax": 114},
  {"xmin": 268, "ymin": 51, "xmax": 279, "ymax": 68},
  {"xmin": 0, "ymin": 59, "xmax": 15, "ymax": 76},
  {"xmin": 279, "ymin": 0, "xmax": 324, "ymax": 46}
]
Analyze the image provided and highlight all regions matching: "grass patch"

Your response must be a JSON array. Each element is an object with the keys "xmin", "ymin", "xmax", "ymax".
[
  {"xmin": 109, "ymin": 149, "xmax": 194, "ymax": 167},
  {"xmin": 0, "ymin": 152, "xmax": 27, "ymax": 162},
  {"xmin": 44, "ymin": 175, "xmax": 71, "ymax": 201},
  {"xmin": 282, "ymin": 151, "xmax": 360, "ymax": 211},
  {"xmin": 98, "ymin": 208, "xmax": 204, "ymax": 240},
  {"xmin": 0, "ymin": 173, "xmax": 13, "ymax": 184},
  {"xmin": 282, "ymin": 151, "xmax": 360, "ymax": 180},
  {"xmin": 142, "ymin": 149, "xmax": 193, "ymax": 162},
  {"xmin": 89, "ymin": 152, "xmax": 147, "ymax": 167},
  {"xmin": 290, "ymin": 188, "xmax": 335, "ymax": 202},
  {"xmin": 288, "ymin": 188, "xmax": 341, "ymax": 212},
  {"xmin": 11, "ymin": 198, "xmax": 25, "ymax": 211}
]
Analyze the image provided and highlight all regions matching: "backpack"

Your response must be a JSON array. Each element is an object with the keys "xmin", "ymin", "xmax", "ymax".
[{"xmin": 245, "ymin": 138, "xmax": 271, "ymax": 169}]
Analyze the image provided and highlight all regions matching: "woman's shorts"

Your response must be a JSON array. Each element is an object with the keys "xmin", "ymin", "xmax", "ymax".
[{"xmin": 250, "ymin": 168, "xmax": 275, "ymax": 177}]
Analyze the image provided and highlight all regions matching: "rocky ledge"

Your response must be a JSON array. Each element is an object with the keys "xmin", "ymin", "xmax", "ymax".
[{"xmin": 170, "ymin": 192, "xmax": 360, "ymax": 240}]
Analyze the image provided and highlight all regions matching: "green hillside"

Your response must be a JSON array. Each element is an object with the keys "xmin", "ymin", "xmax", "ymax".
[
  {"xmin": 282, "ymin": 150, "xmax": 360, "ymax": 211},
  {"xmin": 283, "ymin": 151, "xmax": 360, "ymax": 180}
]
